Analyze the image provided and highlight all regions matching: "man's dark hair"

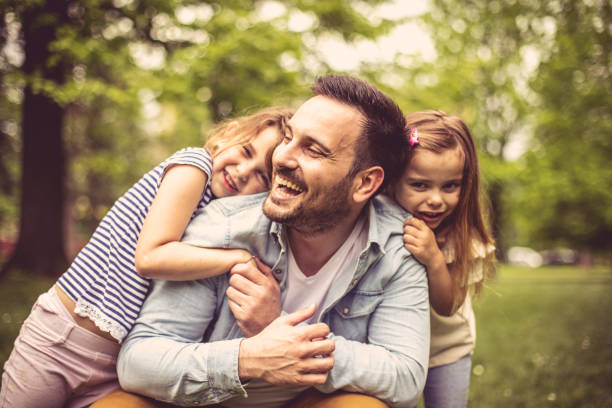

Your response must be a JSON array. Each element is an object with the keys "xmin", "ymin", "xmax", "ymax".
[{"xmin": 312, "ymin": 74, "xmax": 407, "ymax": 191}]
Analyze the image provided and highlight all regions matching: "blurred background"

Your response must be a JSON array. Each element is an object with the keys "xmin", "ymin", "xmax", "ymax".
[{"xmin": 0, "ymin": 0, "xmax": 610, "ymax": 406}]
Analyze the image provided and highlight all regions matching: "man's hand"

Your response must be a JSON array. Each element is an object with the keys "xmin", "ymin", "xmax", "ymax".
[
  {"xmin": 238, "ymin": 304, "xmax": 335, "ymax": 386},
  {"xmin": 227, "ymin": 257, "xmax": 281, "ymax": 337},
  {"xmin": 403, "ymin": 217, "xmax": 444, "ymax": 269}
]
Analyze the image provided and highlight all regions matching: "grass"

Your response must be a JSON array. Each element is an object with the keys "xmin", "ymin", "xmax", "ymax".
[
  {"xmin": 468, "ymin": 265, "xmax": 612, "ymax": 407},
  {"xmin": 1, "ymin": 265, "xmax": 611, "ymax": 407}
]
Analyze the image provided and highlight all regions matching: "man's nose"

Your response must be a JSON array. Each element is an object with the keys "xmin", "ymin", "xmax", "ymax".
[{"xmin": 273, "ymin": 140, "xmax": 298, "ymax": 169}]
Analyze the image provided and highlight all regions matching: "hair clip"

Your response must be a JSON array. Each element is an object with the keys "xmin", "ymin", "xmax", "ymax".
[{"xmin": 409, "ymin": 127, "xmax": 419, "ymax": 147}]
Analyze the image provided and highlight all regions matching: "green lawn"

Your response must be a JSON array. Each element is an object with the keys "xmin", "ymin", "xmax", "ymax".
[
  {"xmin": 468, "ymin": 265, "xmax": 612, "ymax": 407},
  {"xmin": 1, "ymin": 265, "xmax": 611, "ymax": 407}
]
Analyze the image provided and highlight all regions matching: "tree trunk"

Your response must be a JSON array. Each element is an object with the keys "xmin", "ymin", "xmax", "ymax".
[
  {"xmin": 488, "ymin": 181, "xmax": 505, "ymax": 262},
  {"xmin": 1, "ymin": 1, "xmax": 69, "ymax": 278}
]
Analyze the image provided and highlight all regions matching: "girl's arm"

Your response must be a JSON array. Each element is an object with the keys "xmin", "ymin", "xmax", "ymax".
[
  {"xmin": 403, "ymin": 217, "xmax": 464, "ymax": 316},
  {"xmin": 135, "ymin": 164, "xmax": 252, "ymax": 280}
]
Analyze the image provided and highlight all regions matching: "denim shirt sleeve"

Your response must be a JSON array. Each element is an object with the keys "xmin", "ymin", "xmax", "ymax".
[
  {"xmin": 117, "ymin": 194, "xmax": 269, "ymax": 406},
  {"xmin": 319, "ymin": 248, "xmax": 430, "ymax": 408},
  {"xmin": 117, "ymin": 277, "xmax": 247, "ymax": 406}
]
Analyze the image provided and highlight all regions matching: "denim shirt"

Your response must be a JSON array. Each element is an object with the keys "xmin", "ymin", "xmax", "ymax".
[{"xmin": 117, "ymin": 193, "xmax": 430, "ymax": 408}]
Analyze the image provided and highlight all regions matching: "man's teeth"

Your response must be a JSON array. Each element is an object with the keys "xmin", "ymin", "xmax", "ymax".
[{"xmin": 276, "ymin": 176, "xmax": 304, "ymax": 192}]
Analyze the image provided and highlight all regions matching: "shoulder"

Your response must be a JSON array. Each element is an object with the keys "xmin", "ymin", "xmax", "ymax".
[
  {"xmin": 471, "ymin": 239, "xmax": 496, "ymax": 259},
  {"xmin": 183, "ymin": 192, "xmax": 270, "ymax": 246},
  {"xmin": 369, "ymin": 194, "xmax": 410, "ymax": 241},
  {"xmin": 203, "ymin": 192, "xmax": 268, "ymax": 217},
  {"xmin": 366, "ymin": 196, "xmax": 426, "ymax": 283},
  {"xmin": 163, "ymin": 147, "xmax": 213, "ymax": 174}
]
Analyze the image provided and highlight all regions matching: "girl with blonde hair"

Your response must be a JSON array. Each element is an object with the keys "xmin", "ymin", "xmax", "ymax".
[{"xmin": 0, "ymin": 106, "xmax": 293, "ymax": 408}]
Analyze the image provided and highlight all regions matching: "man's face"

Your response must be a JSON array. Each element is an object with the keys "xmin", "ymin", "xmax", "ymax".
[{"xmin": 262, "ymin": 96, "xmax": 365, "ymax": 234}]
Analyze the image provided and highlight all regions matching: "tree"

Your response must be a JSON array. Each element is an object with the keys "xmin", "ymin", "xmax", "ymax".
[
  {"xmin": 0, "ymin": 0, "xmax": 400, "ymax": 277},
  {"xmin": 516, "ymin": 0, "xmax": 612, "ymax": 259},
  {"xmin": 2, "ymin": 0, "xmax": 70, "ymax": 276},
  {"xmin": 379, "ymin": 0, "xmax": 542, "ymax": 258}
]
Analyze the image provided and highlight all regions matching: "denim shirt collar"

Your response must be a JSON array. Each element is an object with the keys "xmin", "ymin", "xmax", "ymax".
[{"xmin": 267, "ymin": 195, "xmax": 405, "ymax": 319}]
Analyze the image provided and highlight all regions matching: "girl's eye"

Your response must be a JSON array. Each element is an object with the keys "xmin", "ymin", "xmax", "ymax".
[
  {"xmin": 443, "ymin": 182, "xmax": 460, "ymax": 191},
  {"xmin": 257, "ymin": 171, "xmax": 270, "ymax": 188},
  {"xmin": 410, "ymin": 182, "xmax": 427, "ymax": 190},
  {"xmin": 242, "ymin": 145, "xmax": 253, "ymax": 158}
]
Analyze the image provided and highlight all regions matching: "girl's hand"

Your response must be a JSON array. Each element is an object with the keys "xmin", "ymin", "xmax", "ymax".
[
  {"xmin": 403, "ymin": 217, "xmax": 444, "ymax": 268},
  {"xmin": 227, "ymin": 257, "xmax": 281, "ymax": 337}
]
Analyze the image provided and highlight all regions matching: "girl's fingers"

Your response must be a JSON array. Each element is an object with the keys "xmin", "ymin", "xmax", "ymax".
[{"xmin": 404, "ymin": 216, "xmax": 425, "ymax": 228}]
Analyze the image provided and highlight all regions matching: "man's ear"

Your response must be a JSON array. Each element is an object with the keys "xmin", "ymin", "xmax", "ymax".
[{"xmin": 352, "ymin": 166, "xmax": 384, "ymax": 204}]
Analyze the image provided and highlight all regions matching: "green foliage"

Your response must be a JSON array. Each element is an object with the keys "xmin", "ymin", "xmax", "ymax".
[
  {"xmin": 513, "ymin": 1, "xmax": 612, "ymax": 253},
  {"xmin": 0, "ymin": 0, "xmax": 402, "ymax": 249},
  {"xmin": 1, "ymin": 0, "xmax": 609, "ymax": 259}
]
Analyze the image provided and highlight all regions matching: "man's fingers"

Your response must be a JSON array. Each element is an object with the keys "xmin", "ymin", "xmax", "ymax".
[
  {"xmin": 303, "ymin": 337, "xmax": 335, "ymax": 358},
  {"xmin": 294, "ymin": 372, "xmax": 330, "ymax": 386},
  {"xmin": 296, "ymin": 322, "xmax": 330, "ymax": 341},
  {"xmin": 280, "ymin": 304, "xmax": 317, "ymax": 326},
  {"xmin": 253, "ymin": 257, "xmax": 273, "ymax": 276},
  {"xmin": 226, "ymin": 286, "xmax": 248, "ymax": 307},
  {"xmin": 231, "ymin": 262, "xmax": 267, "ymax": 285},
  {"xmin": 228, "ymin": 273, "xmax": 258, "ymax": 295}
]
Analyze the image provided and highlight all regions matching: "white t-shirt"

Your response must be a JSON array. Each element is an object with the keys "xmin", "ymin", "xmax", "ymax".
[{"xmin": 283, "ymin": 215, "xmax": 368, "ymax": 323}]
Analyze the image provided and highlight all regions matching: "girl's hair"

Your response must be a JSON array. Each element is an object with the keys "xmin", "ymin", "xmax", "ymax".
[
  {"xmin": 403, "ymin": 110, "xmax": 496, "ymax": 302},
  {"xmin": 204, "ymin": 106, "xmax": 294, "ymax": 176}
]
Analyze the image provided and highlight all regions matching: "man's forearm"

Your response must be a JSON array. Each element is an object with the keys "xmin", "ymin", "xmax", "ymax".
[
  {"xmin": 118, "ymin": 336, "xmax": 245, "ymax": 405},
  {"xmin": 117, "ymin": 278, "xmax": 247, "ymax": 406}
]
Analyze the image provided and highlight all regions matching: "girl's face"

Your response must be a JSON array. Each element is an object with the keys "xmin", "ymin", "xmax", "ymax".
[
  {"xmin": 394, "ymin": 147, "xmax": 465, "ymax": 230},
  {"xmin": 209, "ymin": 126, "xmax": 280, "ymax": 198}
]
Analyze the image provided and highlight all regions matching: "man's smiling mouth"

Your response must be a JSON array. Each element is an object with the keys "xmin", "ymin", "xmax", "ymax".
[{"xmin": 274, "ymin": 175, "xmax": 305, "ymax": 197}]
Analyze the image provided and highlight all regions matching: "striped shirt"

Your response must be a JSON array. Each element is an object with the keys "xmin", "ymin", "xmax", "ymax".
[{"xmin": 57, "ymin": 147, "xmax": 213, "ymax": 342}]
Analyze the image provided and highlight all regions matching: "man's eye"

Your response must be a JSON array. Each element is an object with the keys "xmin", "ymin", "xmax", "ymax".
[{"xmin": 307, "ymin": 147, "xmax": 323, "ymax": 156}]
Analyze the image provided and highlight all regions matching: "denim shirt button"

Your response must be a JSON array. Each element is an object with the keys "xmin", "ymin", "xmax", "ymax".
[{"xmin": 343, "ymin": 307, "xmax": 350, "ymax": 314}]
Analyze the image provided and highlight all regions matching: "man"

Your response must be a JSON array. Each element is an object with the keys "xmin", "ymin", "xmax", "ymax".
[{"xmin": 117, "ymin": 75, "xmax": 430, "ymax": 407}]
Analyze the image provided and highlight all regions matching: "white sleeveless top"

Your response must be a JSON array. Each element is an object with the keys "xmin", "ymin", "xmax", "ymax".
[{"xmin": 57, "ymin": 147, "xmax": 213, "ymax": 341}]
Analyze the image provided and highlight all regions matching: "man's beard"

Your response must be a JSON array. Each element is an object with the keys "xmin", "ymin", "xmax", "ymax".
[{"xmin": 263, "ymin": 169, "xmax": 353, "ymax": 235}]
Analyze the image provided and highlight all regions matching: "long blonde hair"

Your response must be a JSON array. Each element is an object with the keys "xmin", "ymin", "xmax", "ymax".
[
  {"xmin": 403, "ymin": 110, "xmax": 495, "ymax": 301},
  {"xmin": 204, "ymin": 106, "xmax": 293, "ymax": 177}
]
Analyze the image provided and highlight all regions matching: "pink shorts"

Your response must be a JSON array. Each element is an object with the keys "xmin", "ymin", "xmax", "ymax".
[{"xmin": 0, "ymin": 287, "xmax": 121, "ymax": 408}]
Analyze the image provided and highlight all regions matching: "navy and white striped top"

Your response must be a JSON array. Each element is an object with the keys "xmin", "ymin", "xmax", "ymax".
[{"xmin": 57, "ymin": 147, "xmax": 213, "ymax": 342}]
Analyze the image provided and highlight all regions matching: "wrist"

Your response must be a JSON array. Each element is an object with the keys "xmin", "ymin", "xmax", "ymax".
[
  {"xmin": 426, "ymin": 251, "xmax": 447, "ymax": 275},
  {"xmin": 238, "ymin": 338, "xmax": 258, "ymax": 381},
  {"xmin": 233, "ymin": 249, "xmax": 254, "ymax": 266}
]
